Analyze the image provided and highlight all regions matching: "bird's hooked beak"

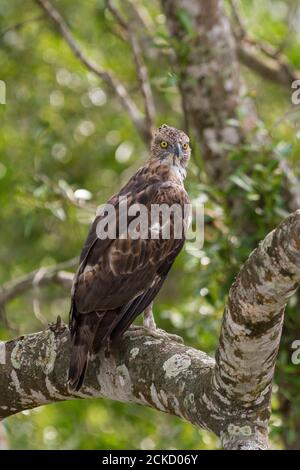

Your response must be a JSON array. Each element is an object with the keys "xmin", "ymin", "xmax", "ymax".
[{"xmin": 174, "ymin": 143, "xmax": 183, "ymax": 159}]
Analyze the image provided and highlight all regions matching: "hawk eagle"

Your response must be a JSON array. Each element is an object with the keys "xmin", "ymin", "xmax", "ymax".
[{"xmin": 68, "ymin": 124, "xmax": 191, "ymax": 391}]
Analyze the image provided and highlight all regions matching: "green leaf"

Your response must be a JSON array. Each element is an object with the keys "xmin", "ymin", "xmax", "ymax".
[{"xmin": 176, "ymin": 8, "xmax": 194, "ymax": 35}]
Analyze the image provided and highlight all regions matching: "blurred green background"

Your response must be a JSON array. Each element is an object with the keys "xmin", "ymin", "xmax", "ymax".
[{"xmin": 1, "ymin": 0, "xmax": 300, "ymax": 449}]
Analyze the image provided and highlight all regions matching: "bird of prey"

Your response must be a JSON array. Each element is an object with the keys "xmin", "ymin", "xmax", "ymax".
[{"xmin": 68, "ymin": 124, "xmax": 191, "ymax": 391}]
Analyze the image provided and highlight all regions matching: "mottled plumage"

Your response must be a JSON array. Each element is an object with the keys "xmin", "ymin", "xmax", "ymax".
[{"xmin": 68, "ymin": 124, "xmax": 191, "ymax": 391}]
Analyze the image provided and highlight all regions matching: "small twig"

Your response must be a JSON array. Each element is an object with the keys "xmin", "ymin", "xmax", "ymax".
[
  {"xmin": 35, "ymin": 0, "xmax": 149, "ymax": 142},
  {"xmin": 32, "ymin": 268, "xmax": 51, "ymax": 325},
  {"xmin": 0, "ymin": 14, "xmax": 45, "ymax": 39},
  {"xmin": 126, "ymin": 0, "xmax": 153, "ymax": 33},
  {"xmin": 230, "ymin": 0, "xmax": 290, "ymax": 59},
  {"xmin": 106, "ymin": 0, "xmax": 155, "ymax": 138},
  {"xmin": 229, "ymin": 0, "xmax": 300, "ymax": 87},
  {"xmin": 106, "ymin": 0, "xmax": 128, "ymax": 31},
  {"xmin": 36, "ymin": 174, "xmax": 97, "ymax": 213},
  {"xmin": 228, "ymin": 0, "xmax": 247, "ymax": 38},
  {"xmin": 229, "ymin": 0, "xmax": 283, "ymax": 58},
  {"xmin": 178, "ymin": 81, "xmax": 189, "ymax": 134},
  {"xmin": 130, "ymin": 34, "xmax": 156, "ymax": 134},
  {"xmin": 237, "ymin": 44, "xmax": 300, "ymax": 87},
  {"xmin": 0, "ymin": 258, "xmax": 76, "ymax": 307},
  {"xmin": 244, "ymin": 36, "xmax": 284, "ymax": 61},
  {"xmin": 32, "ymin": 295, "xmax": 47, "ymax": 325}
]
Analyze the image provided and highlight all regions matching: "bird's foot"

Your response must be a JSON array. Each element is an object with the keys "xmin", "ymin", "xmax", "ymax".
[{"xmin": 125, "ymin": 325, "xmax": 183, "ymax": 344}]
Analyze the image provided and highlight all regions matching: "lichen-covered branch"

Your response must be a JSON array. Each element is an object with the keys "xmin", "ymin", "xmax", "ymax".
[
  {"xmin": 2, "ymin": 211, "xmax": 300, "ymax": 449},
  {"xmin": 214, "ymin": 210, "xmax": 300, "ymax": 448},
  {"xmin": 0, "ymin": 322, "xmax": 217, "ymax": 429}
]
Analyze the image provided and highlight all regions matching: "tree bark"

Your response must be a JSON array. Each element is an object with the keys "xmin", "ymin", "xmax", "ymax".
[
  {"xmin": 2, "ymin": 211, "xmax": 300, "ymax": 449},
  {"xmin": 163, "ymin": 0, "xmax": 252, "ymax": 187}
]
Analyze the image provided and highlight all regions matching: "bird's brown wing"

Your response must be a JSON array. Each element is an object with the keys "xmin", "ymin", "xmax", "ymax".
[
  {"xmin": 108, "ymin": 237, "xmax": 185, "ymax": 344},
  {"xmin": 68, "ymin": 169, "xmax": 189, "ymax": 391},
  {"xmin": 73, "ymin": 181, "xmax": 188, "ymax": 314},
  {"xmin": 69, "ymin": 165, "xmax": 161, "ymax": 328}
]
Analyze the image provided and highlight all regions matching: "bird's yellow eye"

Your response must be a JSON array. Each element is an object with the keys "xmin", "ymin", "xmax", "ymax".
[
  {"xmin": 160, "ymin": 141, "xmax": 168, "ymax": 149},
  {"xmin": 182, "ymin": 143, "xmax": 189, "ymax": 150}
]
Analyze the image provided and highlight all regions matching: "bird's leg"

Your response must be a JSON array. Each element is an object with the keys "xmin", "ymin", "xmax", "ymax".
[
  {"xmin": 126, "ymin": 302, "xmax": 183, "ymax": 344},
  {"xmin": 143, "ymin": 302, "xmax": 156, "ymax": 330}
]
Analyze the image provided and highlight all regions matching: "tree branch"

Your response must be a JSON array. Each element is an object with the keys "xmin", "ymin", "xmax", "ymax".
[
  {"xmin": 0, "ymin": 14, "xmax": 45, "ymax": 39},
  {"xmin": 0, "ymin": 322, "xmax": 216, "ymax": 427},
  {"xmin": 2, "ymin": 211, "xmax": 300, "ymax": 449},
  {"xmin": 0, "ymin": 258, "xmax": 76, "ymax": 307},
  {"xmin": 106, "ymin": 0, "xmax": 156, "ymax": 139},
  {"xmin": 214, "ymin": 210, "xmax": 300, "ymax": 448},
  {"xmin": 229, "ymin": 0, "xmax": 300, "ymax": 87},
  {"xmin": 34, "ymin": 0, "xmax": 150, "ymax": 142},
  {"xmin": 237, "ymin": 43, "xmax": 300, "ymax": 87},
  {"xmin": 36, "ymin": 174, "xmax": 97, "ymax": 213}
]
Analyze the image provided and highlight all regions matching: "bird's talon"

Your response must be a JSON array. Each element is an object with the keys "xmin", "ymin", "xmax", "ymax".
[
  {"xmin": 125, "ymin": 325, "xmax": 183, "ymax": 343},
  {"xmin": 128, "ymin": 324, "xmax": 142, "ymax": 331},
  {"xmin": 156, "ymin": 328, "xmax": 184, "ymax": 344}
]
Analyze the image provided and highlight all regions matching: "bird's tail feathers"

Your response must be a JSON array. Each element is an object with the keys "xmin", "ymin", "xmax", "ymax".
[
  {"xmin": 68, "ymin": 305, "xmax": 138, "ymax": 392},
  {"xmin": 68, "ymin": 343, "xmax": 89, "ymax": 392},
  {"xmin": 68, "ymin": 312, "xmax": 102, "ymax": 392},
  {"xmin": 91, "ymin": 309, "xmax": 120, "ymax": 354}
]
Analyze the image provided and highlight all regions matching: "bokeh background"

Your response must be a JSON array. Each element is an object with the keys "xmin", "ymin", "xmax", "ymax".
[{"xmin": 1, "ymin": 0, "xmax": 300, "ymax": 449}]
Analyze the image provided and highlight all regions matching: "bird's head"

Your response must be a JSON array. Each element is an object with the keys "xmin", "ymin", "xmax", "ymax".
[{"xmin": 150, "ymin": 124, "xmax": 191, "ymax": 179}]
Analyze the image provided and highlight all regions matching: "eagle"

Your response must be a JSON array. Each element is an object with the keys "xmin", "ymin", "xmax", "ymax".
[{"xmin": 68, "ymin": 124, "xmax": 191, "ymax": 391}]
